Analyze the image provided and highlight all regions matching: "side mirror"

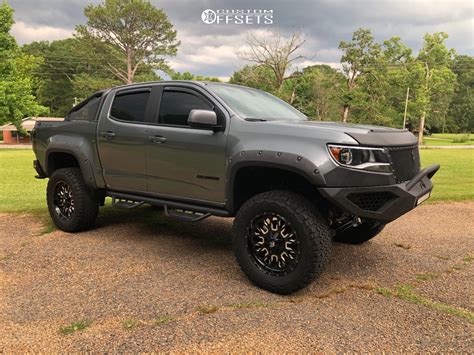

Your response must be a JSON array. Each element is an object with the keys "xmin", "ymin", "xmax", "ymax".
[{"xmin": 188, "ymin": 109, "xmax": 221, "ymax": 131}]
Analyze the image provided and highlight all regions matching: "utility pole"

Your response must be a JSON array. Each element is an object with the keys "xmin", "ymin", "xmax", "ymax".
[
  {"xmin": 402, "ymin": 87, "xmax": 410, "ymax": 129},
  {"xmin": 442, "ymin": 112, "xmax": 446, "ymax": 134}
]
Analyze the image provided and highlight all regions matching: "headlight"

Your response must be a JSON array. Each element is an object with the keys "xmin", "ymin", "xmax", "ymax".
[{"xmin": 328, "ymin": 145, "xmax": 391, "ymax": 172}]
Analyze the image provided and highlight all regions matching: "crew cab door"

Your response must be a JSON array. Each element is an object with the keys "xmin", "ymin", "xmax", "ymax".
[
  {"xmin": 145, "ymin": 85, "xmax": 228, "ymax": 203},
  {"xmin": 97, "ymin": 86, "xmax": 158, "ymax": 192}
]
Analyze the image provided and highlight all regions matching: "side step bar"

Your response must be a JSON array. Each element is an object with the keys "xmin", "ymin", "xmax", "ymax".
[
  {"xmin": 164, "ymin": 206, "xmax": 211, "ymax": 222},
  {"xmin": 107, "ymin": 191, "xmax": 231, "ymax": 218},
  {"xmin": 112, "ymin": 196, "xmax": 144, "ymax": 209}
]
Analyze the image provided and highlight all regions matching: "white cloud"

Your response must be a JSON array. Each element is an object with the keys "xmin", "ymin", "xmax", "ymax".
[{"xmin": 11, "ymin": 21, "xmax": 72, "ymax": 44}]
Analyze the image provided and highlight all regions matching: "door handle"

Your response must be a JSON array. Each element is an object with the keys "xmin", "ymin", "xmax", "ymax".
[
  {"xmin": 100, "ymin": 131, "xmax": 116, "ymax": 139},
  {"xmin": 148, "ymin": 135, "xmax": 167, "ymax": 144}
]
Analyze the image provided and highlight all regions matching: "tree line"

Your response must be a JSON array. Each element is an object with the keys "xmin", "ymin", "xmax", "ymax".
[{"xmin": 0, "ymin": 0, "xmax": 472, "ymax": 137}]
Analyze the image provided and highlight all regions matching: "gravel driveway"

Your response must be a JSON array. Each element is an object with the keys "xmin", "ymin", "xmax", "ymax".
[{"xmin": 1, "ymin": 202, "xmax": 473, "ymax": 352}]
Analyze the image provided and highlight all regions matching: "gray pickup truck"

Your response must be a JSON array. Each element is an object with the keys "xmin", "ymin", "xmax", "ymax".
[{"xmin": 32, "ymin": 81, "xmax": 439, "ymax": 294}]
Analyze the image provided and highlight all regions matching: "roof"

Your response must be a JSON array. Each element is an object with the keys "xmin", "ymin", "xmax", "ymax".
[{"xmin": 1, "ymin": 117, "xmax": 64, "ymax": 131}]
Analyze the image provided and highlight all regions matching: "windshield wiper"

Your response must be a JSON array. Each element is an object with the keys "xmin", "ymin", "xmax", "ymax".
[{"xmin": 244, "ymin": 118, "xmax": 267, "ymax": 122}]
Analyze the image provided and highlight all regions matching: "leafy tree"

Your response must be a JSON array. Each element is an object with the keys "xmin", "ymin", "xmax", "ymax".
[
  {"xmin": 75, "ymin": 0, "xmax": 179, "ymax": 84},
  {"xmin": 290, "ymin": 65, "xmax": 345, "ymax": 120},
  {"xmin": 411, "ymin": 33, "xmax": 456, "ymax": 141},
  {"xmin": 448, "ymin": 55, "xmax": 474, "ymax": 132},
  {"xmin": 350, "ymin": 37, "xmax": 413, "ymax": 127},
  {"xmin": 170, "ymin": 71, "xmax": 220, "ymax": 82},
  {"xmin": 0, "ymin": 3, "xmax": 47, "ymax": 128},
  {"xmin": 23, "ymin": 38, "xmax": 161, "ymax": 116},
  {"xmin": 229, "ymin": 65, "xmax": 276, "ymax": 92},
  {"xmin": 338, "ymin": 28, "xmax": 382, "ymax": 122}
]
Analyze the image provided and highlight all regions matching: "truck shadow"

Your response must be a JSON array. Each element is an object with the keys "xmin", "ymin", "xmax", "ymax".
[
  {"xmin": 96, "ymin": 204, "xmax": 233, "ymax": 248},
  {"xmin": 94, "ymin": 204, "xmax": 388, "ymax": 286}
]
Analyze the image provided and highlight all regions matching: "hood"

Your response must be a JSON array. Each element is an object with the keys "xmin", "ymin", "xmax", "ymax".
[{"xmin": 266, "ymin": 120, "xmax": 418, "ymax": 147}]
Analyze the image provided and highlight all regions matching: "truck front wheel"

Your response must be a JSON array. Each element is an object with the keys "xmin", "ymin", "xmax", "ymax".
[
  {"xmin": 47, "ymin": 168, "xmax": 99, "ymax": 232},
  {"xmin": 333, "ymin": 220, "xmax": 385, "ymax": 244},
  {"xmin": 232, "ymin": 190, "xmax": 331, "ymax": 294}
]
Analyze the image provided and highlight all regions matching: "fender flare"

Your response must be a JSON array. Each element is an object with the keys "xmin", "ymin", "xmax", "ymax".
[
  {"xmin": 45, "ymin": 145, "xmax": 98, "ymax": 189},
  {"xmin": 226, "ymin": 150, "xmax": 326, "ymax": 212}
]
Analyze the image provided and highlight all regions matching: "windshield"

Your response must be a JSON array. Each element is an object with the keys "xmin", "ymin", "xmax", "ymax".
[{"xmin": 207, "ymin": 83, "xmax": 307, "ymax": 121}]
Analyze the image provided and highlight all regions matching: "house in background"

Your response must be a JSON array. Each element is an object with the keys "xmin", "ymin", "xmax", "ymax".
[{"xmin": 0, "ymin": 117, "xmax": 63, "ymax": 144}]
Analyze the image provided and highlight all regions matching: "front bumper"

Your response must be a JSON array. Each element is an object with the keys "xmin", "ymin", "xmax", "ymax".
[{"xmin": 319, "ymin": 164, "xmax": 440, "ymax": 223}]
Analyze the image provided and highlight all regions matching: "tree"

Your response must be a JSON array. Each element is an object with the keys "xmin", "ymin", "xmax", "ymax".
[
  {"xmin": 23, "ymin": 39, "xmax": 116, "ymax": 115},
  {"xmin": 291, "ymin": 65, "xmax": 345, "ymax": 120},
  {"xmin": 170, "ymin": 71, "xmax": 220, "ymax": 82},
  {"xmin": 237, "ymin": 31, "xmax": 305, "ymax": 90},
  {"xmin": 75, "ymin": 0, "xmax": 180, "ymax": 84},
  {"xmin": 350, "ymin": 37, "xmax": 413, "ymax": 127},
  {"xmin": 23, "ymin": 37, "xmax": 162, "ymax": 116},
  {"xmin": 338, "ymin": 28, "xmax": 382, "ymax": 122},
  {"xmin": 448, "ymin": 55, "xmax": 474, "ymax": 132},
  {"xmin": 229, "ymin": 65, "xmax": 277, "ymax": 93},
  {"xmin": 412, "ymin": 33, "xmax": 456, "ymax": 142},
  {"xmin": 0, "ymin": 3, "xmax": 47, "ymax": 128}
]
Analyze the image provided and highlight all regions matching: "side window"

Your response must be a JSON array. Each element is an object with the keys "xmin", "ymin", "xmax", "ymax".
[
  {"xmin": 159, "ymin": 90, "xmax": 212, "ymax": 126},
  {"xmin": 68, "ymin": 96, "xmax": 100, "ymax": 121},
  {"xmin": 110, "ymin": 91, "xmax": 150, "ymax": 123}
]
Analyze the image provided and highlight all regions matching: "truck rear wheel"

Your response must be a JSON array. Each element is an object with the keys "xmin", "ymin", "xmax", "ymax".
[
  {"xmin": 232, "ymin": 190, "xmax": 331, "ymax": 294},
  {"xmin": 334, "ymin": 220, "xmax": 385, "ymax": 244},
  {"xmin": 47, "ymin": 168, "xmax": 99, "ymax": 232}
]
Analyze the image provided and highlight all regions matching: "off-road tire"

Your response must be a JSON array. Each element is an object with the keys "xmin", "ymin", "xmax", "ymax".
[
  {"xmin": 334, "ymin": 220, "xmax": 385, "ymax": 244},
  {"xmin": 47, "ymin": 168, "xmax": 99, "ymax": 232},
  {"xmin": 232, "ymin": 190, "xmax": 331, "ymax": 294}
]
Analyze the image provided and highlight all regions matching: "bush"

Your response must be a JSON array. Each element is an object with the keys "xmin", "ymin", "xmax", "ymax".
[{"xmin": 453, "ymin": 134, "xmax": 470, "ymax": 143}]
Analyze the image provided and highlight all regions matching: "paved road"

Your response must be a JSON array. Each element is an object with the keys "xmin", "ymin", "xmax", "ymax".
[{"xmin": 1, "ymin": 202, "xmax": 473, "ymax": 352}]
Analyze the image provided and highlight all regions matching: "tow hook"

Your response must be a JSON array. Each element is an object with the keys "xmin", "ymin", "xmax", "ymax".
[{"xmin": 352, "ymin": 217, "xmax": 362, "ymax": 227}]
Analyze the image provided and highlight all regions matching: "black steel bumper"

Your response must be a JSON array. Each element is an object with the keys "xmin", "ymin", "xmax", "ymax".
[
  {"xmin": 319, "ymin": 164, "xmax": 440, "ymax": 223},
  {"xmin": 33, "ymin": 159, "xmax": 47, "ymax": 179}
]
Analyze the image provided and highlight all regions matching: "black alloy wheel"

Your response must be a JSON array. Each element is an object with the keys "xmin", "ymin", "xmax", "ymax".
[{"xmin": 246, "ymin": 213, "xmax": 300, "ymax": 276}]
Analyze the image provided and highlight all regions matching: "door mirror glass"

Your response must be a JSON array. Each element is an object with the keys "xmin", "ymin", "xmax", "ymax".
[{"xmin": 187, "ymin": 109, "xmax": 220, "ymax": 131}]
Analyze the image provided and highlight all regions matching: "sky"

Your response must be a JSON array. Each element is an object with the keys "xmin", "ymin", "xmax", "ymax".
[{"xmin": 9, "ymin": 0, "xmax": 474, "ymax": 81}]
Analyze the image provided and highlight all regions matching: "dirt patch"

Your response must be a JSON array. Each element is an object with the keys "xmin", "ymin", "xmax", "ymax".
[{"xmin": 0, "ymin": 202, "xmax": 473, "ymax": 351}]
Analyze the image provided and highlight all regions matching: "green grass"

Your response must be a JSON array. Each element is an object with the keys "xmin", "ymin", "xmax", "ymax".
[
  {"xmin": 196, "ymin": 305, "xmax": 219, "ymax": 314},
  {"xmin": 376, "ymin": 284, "xmax": 474, "ymax": 324},
  {"xmin": 420, "ymin": 149, "xmax": 474, "ymax": 202},
  {"xmin": 0, "ymin": 149, "xmax": 47, "ymax": 214},
  {"xmin": 395, "ymin": 285, "xmax": 474, "ymax": 324},
  {"xmin": 0, "ymin": 148, "xmax": 472, "ymax": 219},
  {"xmin": 155, "ymin": 315, "xmax": 174, "ymax": 325},
  {"xmin": 122, "ymin": 319, "xmax": 138, "ymax": 329},
  {"xmin": 423, "ymin": 133, "xmax": 473, "ymax": 146},
  {"xmin": 415, "ymin": 272, "xmax": 439, "ymax": 281},
  {"xmin": 229, "ymin": 300, "xmax": 271, "ymax": 309},
  {"xmin": 59, "ymin": 320, "xmax": 91, "ymax": 335}
]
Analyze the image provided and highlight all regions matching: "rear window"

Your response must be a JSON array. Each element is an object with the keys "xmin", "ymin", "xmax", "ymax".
[
  {"xmin": 110, "ymin": 91, "xmax": 150, "ymax": 123},
  {"xmin": 68, "ymin": 96, "xmax": 101, "ymax": 121}
]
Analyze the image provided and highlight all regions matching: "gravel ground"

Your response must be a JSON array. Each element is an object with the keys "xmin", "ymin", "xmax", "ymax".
[{"xmin": 0, "ymin": 201, "xmax": 473, "ymax": 352}]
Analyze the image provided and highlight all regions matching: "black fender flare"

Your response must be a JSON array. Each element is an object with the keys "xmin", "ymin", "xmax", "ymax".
[
  {"xmin": 45, "ymin": 146, "xmax": 98, "ymax": 189},
  {"xmin": 225, "ymin": 150, "xmax": 326, "ymax": 212}
]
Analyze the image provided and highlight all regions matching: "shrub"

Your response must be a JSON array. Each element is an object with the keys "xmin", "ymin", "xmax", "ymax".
[{"xmin": 453, "ymin": 134, "xmax": 470, "ymax": 143}]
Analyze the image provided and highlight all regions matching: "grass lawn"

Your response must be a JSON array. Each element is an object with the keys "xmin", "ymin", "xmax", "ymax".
[
  {"xmin": 423, "ymin": 133, "xmax": 473, "ymax": 146},
  {"xmin": 0, "ymin": 148, "xmax": 472, "ymax": 217}
]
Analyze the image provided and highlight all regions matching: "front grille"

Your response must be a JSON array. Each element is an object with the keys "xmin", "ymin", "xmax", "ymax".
[
  {"xmin": 388, "ymin": 145, "xmax": 420, "ymax": 183},
  {"xmin": 347, "ymin": 191, "xmax": 396, "ymax": 212}
]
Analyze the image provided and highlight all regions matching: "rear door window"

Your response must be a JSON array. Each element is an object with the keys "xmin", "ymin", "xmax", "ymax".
[{"xmin": 110, "ymin": 91, "xmax": 151, "ymax": 123}]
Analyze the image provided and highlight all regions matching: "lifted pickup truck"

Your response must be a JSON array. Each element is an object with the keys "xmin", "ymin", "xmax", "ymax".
[{"xmin": 32, "ymin": 81, "xmax": 439, "ymax": 294}]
